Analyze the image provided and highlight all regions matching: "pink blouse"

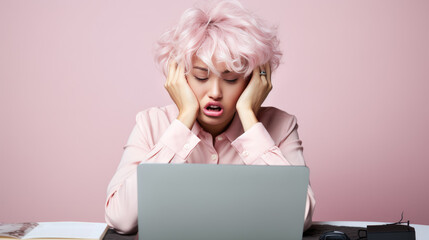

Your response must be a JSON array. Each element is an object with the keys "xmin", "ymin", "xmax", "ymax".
[{"xmin": 105, "ymin": 104, "xmax": 316, "ymax": 234}]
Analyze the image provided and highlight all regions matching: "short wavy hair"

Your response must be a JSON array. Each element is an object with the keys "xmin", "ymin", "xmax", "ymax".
[{"xmin": 154, "ymin": 0, "xmax": 282, "ymax": 77}]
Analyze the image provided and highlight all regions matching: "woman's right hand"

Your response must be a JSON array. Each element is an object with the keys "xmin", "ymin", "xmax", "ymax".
[{"xmin": 164, "ymin": 60, "xmax": 199, "ymax": 129}]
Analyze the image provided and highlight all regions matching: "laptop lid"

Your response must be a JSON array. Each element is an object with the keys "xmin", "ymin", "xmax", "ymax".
[{"xmin": 137, "ymin": 163, "xmax": 309, "ymax": 240}]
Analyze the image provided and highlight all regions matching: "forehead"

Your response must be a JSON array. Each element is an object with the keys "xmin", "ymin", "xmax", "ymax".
[{"xmin": 192, "ymin": 55, "xmax": 230, "ymax": 73}]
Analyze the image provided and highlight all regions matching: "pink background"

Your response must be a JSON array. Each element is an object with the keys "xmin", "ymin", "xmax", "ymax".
[{"xmin": 1, "ymin": 0, "xmax": 428, "ymax": 225}]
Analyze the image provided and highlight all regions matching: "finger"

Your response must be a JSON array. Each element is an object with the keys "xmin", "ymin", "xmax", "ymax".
[
  {"xmin": 178, "ymin": 62, "xmax": 186, "ymax": 81},
  {"xmin": 265, "ymin": 62, "xmax": 272, "ymax": 89},
  {"xmin": 168, "ymin": 59, "xmax": 177, "ymax": 76},
  {"xmin": 175, "ymin": 62, "xmax": 185, "ymax": 84},
  {"xmin": 259, "ymin": 65, "xmax": 267, "ymax": 82},
  {"xmin": 171, "ymin": 61, "xmax": 182, "ymax": 85},
  {"xmin": 167, "ymin": 60, "xmax": 177, "ymax": 84},
  {"xmin": 266, "ymin": 62, "xmax": 271, "ymax": 82},
  {"xmin": 252, "ymin": 66, "xmax": 260, "ymax": 82}
]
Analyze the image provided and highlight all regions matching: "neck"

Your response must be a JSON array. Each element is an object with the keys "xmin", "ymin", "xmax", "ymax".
[{"xmin": 198, "ymin": 114, "xmax": 236, "ymax": 139}]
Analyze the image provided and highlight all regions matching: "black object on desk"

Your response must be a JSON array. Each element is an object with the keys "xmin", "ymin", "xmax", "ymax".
[
  {"xmin": 103, "ymin": 229, "xmax": 136, "ymax": 240},
  {"xmin": 319, "ymin": 231, "xmax": 351, "ymax": 240},
  {"xmin": 304, "ymin": 224, "xmax": 364, "ymax": 240},
  {"xmin": 365, "ymin": 223, "xmax": 416, "ymax": 240}
]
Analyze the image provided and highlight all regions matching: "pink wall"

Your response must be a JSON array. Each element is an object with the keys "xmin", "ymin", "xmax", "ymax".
[{"xmin": 1, "ymin": 0, "xmax": 428, "ymax": 225}]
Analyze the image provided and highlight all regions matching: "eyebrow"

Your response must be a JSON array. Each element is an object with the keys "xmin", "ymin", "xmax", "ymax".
[{"xmin": 193, "ymin": 66, "xmax": 231, "ymax": 74}]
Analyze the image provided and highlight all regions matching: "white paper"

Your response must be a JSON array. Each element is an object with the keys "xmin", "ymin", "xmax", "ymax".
[{"xmin": 23, "ymin": 222, "xmax": 107, "ymax": 239}]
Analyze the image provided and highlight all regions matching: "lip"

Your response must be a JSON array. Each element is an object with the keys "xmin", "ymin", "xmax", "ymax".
[{"xmin": 203, "ymin": 102, "xmax": 224, "ymax": 117}]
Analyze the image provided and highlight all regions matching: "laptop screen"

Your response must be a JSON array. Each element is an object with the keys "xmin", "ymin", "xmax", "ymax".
[{"xmin": 137, "ymin": 164, "xmax": 309, "ymax": 240}]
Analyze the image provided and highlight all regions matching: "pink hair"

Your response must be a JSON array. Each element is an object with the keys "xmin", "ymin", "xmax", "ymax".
[{"xmin": 155, "ymin": 0, "xmax": 282, "ymax": 77}]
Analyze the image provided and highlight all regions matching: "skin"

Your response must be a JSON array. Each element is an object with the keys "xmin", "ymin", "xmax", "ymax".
[{"xmin": 164, "ymin": 56, "xmax": 272, "ymax": 138}]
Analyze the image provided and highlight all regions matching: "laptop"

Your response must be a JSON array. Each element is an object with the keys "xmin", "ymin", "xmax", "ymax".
[{"xmin": 137, "ymin": 163, "xmax": 309, "ymax": 240}]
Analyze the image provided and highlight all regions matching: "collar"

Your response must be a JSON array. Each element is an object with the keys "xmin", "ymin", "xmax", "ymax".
[{"xmin": 223, "ymin": 112, "xmax": 244, "ymax": 142}]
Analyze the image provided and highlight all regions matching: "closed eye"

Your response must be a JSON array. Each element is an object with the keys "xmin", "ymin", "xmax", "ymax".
[
  {"xmin": 224, "ymin": 78, "xmax": 238, "ymax": 83},
  {"xmin": 195, "ymin": 77, "xmax": 208, "ymax": 81}
]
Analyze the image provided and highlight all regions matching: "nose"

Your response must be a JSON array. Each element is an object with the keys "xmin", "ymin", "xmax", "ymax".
[{"xmin": 208, "ymin": 78, "xmax": 223, "ymax": 100}]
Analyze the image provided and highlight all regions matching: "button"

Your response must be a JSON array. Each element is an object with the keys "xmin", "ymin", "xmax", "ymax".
[
  {"xmin": 242, "ymin": 151, "xmax": 249, "ymax": 157},
  {"xmin": 184, "ymin": 143, "xmax": 191, "ymax": 150},
  {"xmin": 216, "ymin": 136, "xmax": 224, "ymax": 141},
  {"xmin": 211, "ymin": 154, "xmax": 218, "ymax": 161}
]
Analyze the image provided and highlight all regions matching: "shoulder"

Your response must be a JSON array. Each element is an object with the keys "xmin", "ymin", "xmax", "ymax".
[
  {"xmin": 257, "ymin": 106, "xmax": 299, "ymax": 141},
  {"xmin": 130, "ymin": 105, "xmax": 178, "ymax": 145},
  {"xmin": 258, "ymin": 106, "xmax": 297, "ymax": 125},
  {"xmin": 135, "ymin": 104, "xmax": 178, "ymax": 125}
]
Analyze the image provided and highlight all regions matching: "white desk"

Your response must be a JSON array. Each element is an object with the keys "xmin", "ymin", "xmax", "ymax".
[{"xmin": 315, "ymin": 221, "xmax": 429, "ymax": 240}]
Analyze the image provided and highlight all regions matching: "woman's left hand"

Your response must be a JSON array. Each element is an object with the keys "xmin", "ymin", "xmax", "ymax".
[{"xmin": 236, "ymin": 62, "xmax": 272, "ymax": 131}]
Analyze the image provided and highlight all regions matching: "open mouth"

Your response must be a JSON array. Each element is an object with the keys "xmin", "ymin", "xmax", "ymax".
[
  {"xmin": 206, "ymin": 105, "xmax": 222, "ymax": 111},
  {"xmin": 203, "ymin": 102, "xmax": 224, "ymax": 117}
]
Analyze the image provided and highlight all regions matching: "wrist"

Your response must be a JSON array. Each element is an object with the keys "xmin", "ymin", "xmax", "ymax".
[
  {"xmin": 236, "ymin": 107, "xmax": 258, "ymax": 132},
  {"xmin": 177, "ymin": 109, "xmax": 198, "ymax": 129}
]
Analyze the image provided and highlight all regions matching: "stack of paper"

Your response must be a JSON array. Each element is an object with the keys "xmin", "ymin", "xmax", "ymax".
[{"xmin": 0, "ymin": 222, "xmax": 108, "ymax": 240}]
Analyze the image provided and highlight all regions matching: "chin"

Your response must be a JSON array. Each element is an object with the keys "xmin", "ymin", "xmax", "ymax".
[{"xmin": 198, "ymin": 114, "xmax": 229, "ymax": 128}]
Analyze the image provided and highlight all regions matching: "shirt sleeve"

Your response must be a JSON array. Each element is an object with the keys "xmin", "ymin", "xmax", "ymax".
[
  {"xmin": 105, "ymin": 113, "xmax": 200, "ymax": 234},
  {"xmin": 231, "ymin": 118, "xmax": 316, "ymax": 231}
]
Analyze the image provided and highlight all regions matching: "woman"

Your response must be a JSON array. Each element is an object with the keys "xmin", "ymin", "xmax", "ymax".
[{"xmin": 105, "ymin": 0, "xmax": 315, "ymax": 234}]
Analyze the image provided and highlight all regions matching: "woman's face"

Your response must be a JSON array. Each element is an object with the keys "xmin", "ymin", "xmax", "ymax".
[{"xmin": 187, "ymin": 56, "xmax": 248, "ymax": 136}]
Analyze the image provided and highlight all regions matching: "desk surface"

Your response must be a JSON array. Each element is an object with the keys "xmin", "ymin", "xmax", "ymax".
[{"xmin": 103, "ymin": 221, "xmax": 429, "ymax": 240}]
